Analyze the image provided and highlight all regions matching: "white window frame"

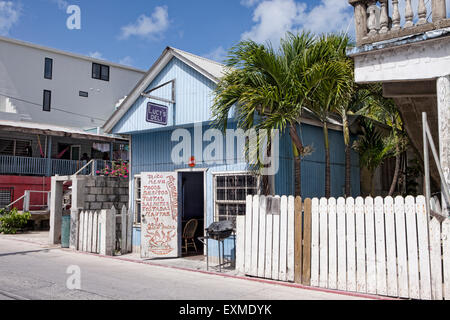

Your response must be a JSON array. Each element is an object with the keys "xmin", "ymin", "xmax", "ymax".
[{"xmin": 212, "ymin": 171, "xmax": 260, "ymax": 224}]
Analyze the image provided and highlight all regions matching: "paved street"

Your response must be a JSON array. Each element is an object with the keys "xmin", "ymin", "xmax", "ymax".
[{"xmin": 0, "ymin": 237, "xmax": 368, "ymax": 300}]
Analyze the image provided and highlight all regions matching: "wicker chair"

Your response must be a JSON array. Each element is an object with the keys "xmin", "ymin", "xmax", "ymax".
[{"xmin": 182, "ymin": 219, "xmax": 198, "ymax": 254}]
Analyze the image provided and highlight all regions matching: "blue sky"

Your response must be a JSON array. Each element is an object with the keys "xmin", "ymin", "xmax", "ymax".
[{"xmin": 0, "ymin": 0, "xmax": 356, "ymax": 70}]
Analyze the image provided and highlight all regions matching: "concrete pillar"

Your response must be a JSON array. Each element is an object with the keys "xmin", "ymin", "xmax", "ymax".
[
  {"xmin": 49, "ymin": 177, "xmax": 63, "ymax": 244},
  {"xmin": 69, "ymin": 176, "xmax": 86, "ymax": 249},
  {"xmin": 46, "ymin": 136, "xmax": 52, "ymax": 177},
  {"xmin": 432, "ymin": 0, "xmax": 447, "ymax": 22},
  {"xmin": 70, "ymin": 208, "xmax": 79, "ymax": 250},
  {"xmin": 437, "ymin": 75, "xmax": 450, "ymax": 211}
]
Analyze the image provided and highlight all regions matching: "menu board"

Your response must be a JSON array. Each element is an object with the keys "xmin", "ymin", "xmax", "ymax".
[{"xmin": 140, "ymin": 172, "xmax": 179, "ymax": 259}]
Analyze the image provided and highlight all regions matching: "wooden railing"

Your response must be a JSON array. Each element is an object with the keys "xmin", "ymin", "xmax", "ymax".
[
  {"xmin": 349, "ymin": 0, "xmax": 449, "ymax": 46},
  {"xmin": 0, "ymin": 156, "xmax": 114, "ymax": 177}
]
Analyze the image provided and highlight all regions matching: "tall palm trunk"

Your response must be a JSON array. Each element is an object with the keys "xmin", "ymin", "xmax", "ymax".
[
  {"xmin": 323, "ymin": 122, "xmax": 331, "ymax": 198},
  {"xmin": 388, "ymin": 144, "xmax": 401, "ymax": 196},
  {"xmin": 289, "ymin": 123, "xmax": 303, "ymax": 197},
  {"xmin": 345, "ymin": 143, "xmax": 351, "ymax": 197},
  {"xmin": 342, "ymin": 115, "xmax": 351, "ymax": 197},
  {"xmin": 369, "ymin": 171, "xmax": 375, "ymax": 196}
]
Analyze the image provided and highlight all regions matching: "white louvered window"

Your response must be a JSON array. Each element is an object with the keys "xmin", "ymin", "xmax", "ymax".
[{"xmin": 214, "ymin": 173, "xmax": 259, "ymax": 226}]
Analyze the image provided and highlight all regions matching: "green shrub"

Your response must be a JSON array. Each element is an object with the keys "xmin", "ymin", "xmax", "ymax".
[{"xmin": 0, "ymin": 208, "xmax": 31, "ymax": 234}]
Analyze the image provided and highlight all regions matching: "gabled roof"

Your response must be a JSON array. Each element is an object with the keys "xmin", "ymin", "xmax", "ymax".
[{"xmin": 103, "ymin": 46, "xmax": 227, "ymax": 133}]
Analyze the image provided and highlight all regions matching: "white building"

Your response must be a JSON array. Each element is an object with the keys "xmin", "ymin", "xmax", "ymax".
[{"xmin": 0, "ymin": 36, "xmax": 146, "ymax": 130}]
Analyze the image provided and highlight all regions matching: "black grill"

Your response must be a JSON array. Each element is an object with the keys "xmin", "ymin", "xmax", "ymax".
[{"xmin": 205, "ymin": 220, "xmax": 234, "ymax": 240}]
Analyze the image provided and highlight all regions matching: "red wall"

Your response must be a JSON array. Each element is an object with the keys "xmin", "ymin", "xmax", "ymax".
[{"xmin": 0, "ymin": 176, "xmax": 51, "ymax": 210}]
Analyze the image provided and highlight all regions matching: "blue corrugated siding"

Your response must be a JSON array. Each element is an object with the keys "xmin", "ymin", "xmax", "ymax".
[
  {"xmin": 274, "ymin": 124, "xmax": 360, "ymax": 198},
  {"xmin": 112, "ymin": 57, "xmax": 216, "ymax": 134}
]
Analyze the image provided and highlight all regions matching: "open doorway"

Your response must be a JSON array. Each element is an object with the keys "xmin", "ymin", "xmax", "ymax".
[{"xmin": 179, "ymin": 171, "xmax": 204, "ymax": 257}]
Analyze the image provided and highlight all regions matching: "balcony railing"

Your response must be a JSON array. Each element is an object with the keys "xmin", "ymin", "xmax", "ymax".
[
  {"xmin": 349, "ymin": 0, "xmax": 449, "ymax": 46},
  {"xmin": 0, "ymin": 155, "xmax": 113, "ymax": 177}
]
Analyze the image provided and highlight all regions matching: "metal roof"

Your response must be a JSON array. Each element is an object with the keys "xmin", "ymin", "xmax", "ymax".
[{"xmin": 0, "ymin": 119, "xmax": 127, "ymax": 142}]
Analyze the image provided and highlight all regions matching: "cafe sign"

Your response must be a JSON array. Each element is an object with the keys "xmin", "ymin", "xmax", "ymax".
[{"xmin": 146, "ymin": 102, "xmax": 168, "ymax": 126}]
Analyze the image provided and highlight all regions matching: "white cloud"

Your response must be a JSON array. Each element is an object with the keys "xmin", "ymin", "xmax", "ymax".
[
  {"xmin": 119, "ymin": 6, "xmax": 170, "ymax": 40},
  {"xmin": 119, "ymin": 56, "xmax": 133, "ymax": 66},
  {"xmin": 51, "ymin": 0, "xmax": 69, "ymax": 10},
  {"xmin": 240, "ymin": 0, "xmax": 261, "ymax": 7},
  {"xmin": 0, "ymin": 1, "xmax": 21, "ymax": 36},
  {"xmin": 88, "ymin": 51, "xmax": 104, "ymax": 60},
  {"xmin": 203, "ymin": 46, "xmax": 228, "ymax": 63},
  {"xmin": 241, "ymin": 0, "xmax": 354, "ymax": 44}
]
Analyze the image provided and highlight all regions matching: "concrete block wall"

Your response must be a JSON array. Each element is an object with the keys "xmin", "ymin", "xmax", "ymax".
[{"xmin": 82, "ymin": 176, "xmax": 129, "ymax": 211}]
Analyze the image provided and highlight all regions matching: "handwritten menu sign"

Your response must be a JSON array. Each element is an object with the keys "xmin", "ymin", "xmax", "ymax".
[{"xmin": 140, "ymin": 172, "xmax": 179, "ymax": 259}]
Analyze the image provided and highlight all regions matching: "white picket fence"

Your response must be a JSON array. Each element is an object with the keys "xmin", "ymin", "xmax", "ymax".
[
  {"xmin": 236, "ymin": 194, "xmax": 450, "ymax": 300},
  {"xmin": 77, "ymin": 206, "xmax": 132, "ymax": 256},
  {"xmin": 236, "ymin": 195, "xmax": 296, "ymax": 282}
]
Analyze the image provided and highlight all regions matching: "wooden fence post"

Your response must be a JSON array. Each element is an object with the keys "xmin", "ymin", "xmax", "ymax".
[
  {"xmin": 236, "ymin": 215, "xmax": 246, "ymax": 273},
  {"xmin": 121, "ymin": 205, "xmax": 127, "ymax": 254},
  {"xmin": 287, "ymin": 196, "xmax": 295, "ymax": 282},
  {"xmin": 442, "ymin": 218, "xmax": 450, "ymax": 300},
  {"xmin": 126, "ymin": 207, "xmax": 133, "ymax": 254},
  {"xmin": 294, "ymin": 197, "xmax": 303, "ymax": 284},
  {"xmin": 302, "ymin": 198, "xmax": 312, "ymax": 286}
]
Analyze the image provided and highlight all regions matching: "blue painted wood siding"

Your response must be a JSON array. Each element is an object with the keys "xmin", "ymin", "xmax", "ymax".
[
  {"xmin": 112, "ymin": 57, "xmax": 217, "ymax": 134},
  {"xmin": 128, "ymin": 121, "xmax": 360, "ymax": 258},
  {"xmin": 275, "ymin": 124, "xmax": 360, "ymax": 198}
]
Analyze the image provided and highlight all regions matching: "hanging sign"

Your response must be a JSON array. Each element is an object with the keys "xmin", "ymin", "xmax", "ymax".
[
  {"xmin": 146, "ymin": 102, "xmax": 168, "ymax": 125},
  {"xmin": 140, "ymin": 172, "xmax": 179, "ymax": 259}
]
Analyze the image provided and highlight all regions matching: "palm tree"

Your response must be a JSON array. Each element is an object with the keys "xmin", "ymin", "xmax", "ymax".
[
  {"xmin": 335, "ymin": 83, "xmax": 374, "ymax": 197},
  {"xmin": 357, "ymin": 84, "xmax": 407, "ymax": 196},
  {"xmin": 305, "ymin": 34, "xmax": 353, "ymax": 198},
  {"xmin": 353, "ymin": 119, "xmax": 396, "ymax": 196},
  {"xmin": 211, "ymin": 32, "xmax": 330, "ymax": 196}
]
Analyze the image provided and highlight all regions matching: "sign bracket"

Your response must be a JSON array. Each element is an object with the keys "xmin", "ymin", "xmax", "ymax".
[{"xmin": 140, "ymin": 79, "xmax": 176, "ymax": 104}]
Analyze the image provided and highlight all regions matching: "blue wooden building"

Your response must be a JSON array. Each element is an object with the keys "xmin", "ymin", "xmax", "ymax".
[{"xmin": 103, "ymin": 47, "xmax": 360, "ymax": 261}]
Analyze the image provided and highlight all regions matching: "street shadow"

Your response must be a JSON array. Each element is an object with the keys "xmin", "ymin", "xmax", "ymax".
[{"xmin": 0, "ymin": 248, "xmax": 54, "ymax": 257}]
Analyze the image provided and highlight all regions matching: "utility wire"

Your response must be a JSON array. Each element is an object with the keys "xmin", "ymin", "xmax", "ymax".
[{"xmin": 0, "ymin": 92, "xmax": 107, "ymax": 122}]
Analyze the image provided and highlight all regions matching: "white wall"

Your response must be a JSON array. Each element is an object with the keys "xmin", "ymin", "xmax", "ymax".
[
  {"xmin": 353, "ymin": 36, "xmax": 450, "ymax": 83},
  {"xmin": 0, "ymin": 37, "xmax": 145, "ymax": 130}
]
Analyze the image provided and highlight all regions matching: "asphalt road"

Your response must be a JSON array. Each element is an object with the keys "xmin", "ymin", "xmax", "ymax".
[{"xmin": 0, "ymin": 237, "xmax": 368, "ymax": 300}]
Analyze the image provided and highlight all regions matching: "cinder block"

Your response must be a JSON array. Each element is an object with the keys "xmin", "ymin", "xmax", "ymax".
[
  {"xmin": 89, "ymin": 187, "xmax": 102, "ymax": 195},
  {"xmin": 108, "ymin": 195, "xmax": 119, "ymax": 202},
  {"xmin": 85, "ymin": 179, "xmax": 96, "ymax": 187},
  {"xmin": 96, "ymin": 178, "xmax": 107, "ymax": 187},
  {"xmin": 118, "ymin": 188, "xmax": 128, "ymax": 195},
  {"xmin": 103, "ymin": 202, "xmax": 114, "ymax": 209},
  {"xmin": 119, "ymin": 179, "xmax": 129, "ymax": 188},
  {"xmin": 120, "ymin": 195, "xmax": 129, "ymax": 202},
  {"xmin": 107, "ymin": 180, "xmax": 119, "ymax": 188},
  {"xmin": 85, "ymin": 195, "xmax": 96, "ymax": 202},
  {"xmin": 90, "ymin": 202, "xmax": 102, "ymax": 210},
  {"xmin": 96, "ymin": 195, "xmax": 109, "ymax": 202},
  {"xmin": 102, "ymin": 187, "xmax": 115, "ymax": 195}
]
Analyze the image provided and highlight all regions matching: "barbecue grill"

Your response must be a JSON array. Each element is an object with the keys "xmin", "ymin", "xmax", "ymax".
[{"xmin": 198, "ymin": 220, "xmax": 236, "ymax": 272}]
